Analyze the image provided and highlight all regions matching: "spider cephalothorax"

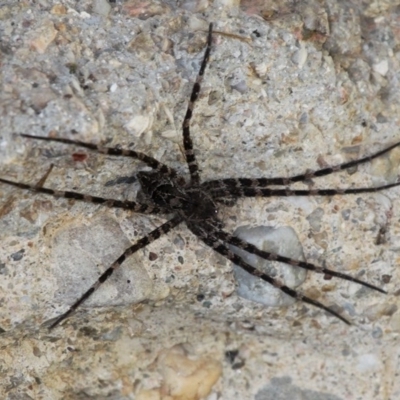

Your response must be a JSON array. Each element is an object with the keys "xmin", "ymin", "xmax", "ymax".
[
  {"xmin": 137, "ymin": 170, "xmax": 218, "ymax": 222},
  {"xmin": 1, "ymin": 23, "xmax": 399, "ymax": 330}
]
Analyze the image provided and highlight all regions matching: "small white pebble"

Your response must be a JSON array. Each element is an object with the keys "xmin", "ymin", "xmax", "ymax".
[
  {"xmin": 161, "ymin": 129, "xmax": 180, "ymax": 143},
  {"xmin": 78, "ymin": 11, "xmax": 91, "ymax": 19},
  {"xmin": 124, "ymin": 114, "xmax": 153, "ymax": 137},
  {"xmin": 254, "ymin": 62, "xmax": 268, "ymax": 77},
  {"xmin": 356, "ymin": 354, "xmax": 381, "ymax": 373},
  {"xmin": 93, "ymin": 0, "xmax": 111, "ymax": 16},
  {"xmin": 372, "ymin": 59, "xmax": 388, "ymax": 76},
  {"xmin": 374, "ymin": 16, "xmax": 385, "ymax": 23},
  {"xmin": 109, "ymin": 83, "xmax": 118, "ymax": 93},
  {"xmin": 292, "ymin": 43, "xmax": 308, "ymax": 68}
]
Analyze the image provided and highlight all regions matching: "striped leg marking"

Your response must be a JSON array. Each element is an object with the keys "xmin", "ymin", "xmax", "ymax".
[
  {"xmin": 211, "ymin": 227, "xmax": 385, "ymax": 293},
  {"xmin": 0, "ymin": 177, "xmax": 166, "ymax": 214},
  {"xmin": 211, "ymin": 181, "xmax": 400, "ymax": 199},
  {"xmin": 47, "ymin": 216, "xmax": 182, "ymax": 329},
  {"xmin": 196, "ymin": 230, "xmax": 351, "ymax": 325},
  {"xmin": 202, "ymin": 141, "xmax": 400, "ymax": 191},
  {"xmin": 20, "ymin": 134, "xmax": 176, "ymax": 176},
  {"xmin": 182, "ymin": 23, "xmax": 213, "ymax": 185}
]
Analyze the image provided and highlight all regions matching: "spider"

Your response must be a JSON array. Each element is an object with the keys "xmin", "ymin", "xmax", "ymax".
[{"xmin": 1, "ymin": 23, "xmax": 399, "ymax": 330}]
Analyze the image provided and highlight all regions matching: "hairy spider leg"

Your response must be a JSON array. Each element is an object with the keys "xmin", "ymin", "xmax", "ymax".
[
  {"xmin": 197, "ymin": 230, "xmax": 350, "ymax": 324},
  {"xmin": 0, "ymin": 177, "xmax": 166, "ymax": 214},
  {"xmin": 20, "ymin": 134, "xmax": 177, "ymax": 177},
  {"xmin": 181, "ymin": 23, "xmax": 213, "ymax": 185},
  {"xmin": 46, "ymin": 216, "xmax": 182, "ymax": 329},
  {"xmin": 210, "ymin": 181, "xmax": 400, "ymax": 199},
  {"xmin": 202, "ymin": 140, "xmax": 400, "ymax": 191},
  {"xmin": 211, "ymin": 226, "xmax": 385, "ymax": 293}
]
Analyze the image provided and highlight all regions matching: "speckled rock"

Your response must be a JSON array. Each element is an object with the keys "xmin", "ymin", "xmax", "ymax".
[{"xmin": 1, "ymin": 1, "xmax": 400, "ymax": 400}]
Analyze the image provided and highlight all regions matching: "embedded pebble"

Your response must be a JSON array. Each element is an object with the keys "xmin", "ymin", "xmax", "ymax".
[
  {"xmin": 252, "ymin": 62, "xmax": 268, "ymax": 78},
  {"xmin": 109, "ymin": 83, "xmax": 118, "ymax": 93},
  {"xmin": 161, "ymin": 129, "xmax": 180, "ymax": 143},
  {"xmin": 292, "ymin": 43, "xmax": 308, "ymax": 68},
  {"xmin": 124, "ymin": 114, "xmax": 154, "ymax": 137},
  {"xmin": 356, "ymin": 353, "xmax": 381, "ymax": 373},
  {"xmin": 136, "ymin": 344, "xmax": 222, "ymax": 400},
  {"xmin": 364, "ymin": 302, "xmax": 398, "ymax": 321},
  {"xmin": 30, "ymin": 21, "xmax": 57, "ymax": 54},
  {"xmin": 93, "ymin": 0, "xmax": 112, "ymax": 16},
  {"xmin": 179, "ymin": 0, "xmax": 209, "ymax": 12},
  {"xmin": 50, "ymin": 4, "xmax": 67, "ymax": 15},
  {"xmin": 228, "ymin": 68, "xmax": 248, "ymax": 93},
  {"xmin": 372, "ymin": 59, "xmax": 389, "ymax": 76},
  {"xmin": 230, "ymin": 226, "xmax": 306, "ymax": 307},
  {"xmin": 215, "ymin": 0, "xmax": 240, "ymax": 8},
  {"xmin": 306, "ymin": 207, "xmax": 324, "ymax": 232}
]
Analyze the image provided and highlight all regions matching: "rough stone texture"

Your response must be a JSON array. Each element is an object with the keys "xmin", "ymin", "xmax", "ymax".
[{"xmin": 1, "ymin": 1, "xmax": 400, "ymax": 399}]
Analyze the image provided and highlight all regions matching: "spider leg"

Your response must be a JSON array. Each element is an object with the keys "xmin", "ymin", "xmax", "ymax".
[
  {"xmin": 202, "ymin": 141, "xmax": 400, "ymax": 190},
  {"xmin": 210, "ymin": 226, "xmax": 385, "ymax": 293},
  {"xmin": 196, "ymin": 230, "xmax": 350, "ymax": 324},
  {"xmin": 211, "ymin": 181, "xmax": 400, "ymax": 199},
  {"xmin": 20, "ymin": 134, "xmax": 176, "ymax": 176},
  {"xmin": 0, "ymin": 177, "xmax": 166, "ymax": 214},
  {"xmin": 35, "ymin": 164, "xmax": 54, "ymax": 188},
  {"xmin": 181, "ymin": 23, "xmax": 213, "ymax": 185},
  {"xmin": 47, "ymin": 215, "xmax": 182, "ymax": 329}
]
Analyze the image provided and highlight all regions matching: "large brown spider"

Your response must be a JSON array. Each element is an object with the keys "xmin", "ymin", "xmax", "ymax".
[{"xmin": 1, "ymin": 23, "xmax": 399, "ymax": 329}]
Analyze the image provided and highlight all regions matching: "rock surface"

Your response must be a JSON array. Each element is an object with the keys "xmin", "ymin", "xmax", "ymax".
[{"xmin": 1, "ymin": 1, "xmax": 400, "ymax": 399}]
